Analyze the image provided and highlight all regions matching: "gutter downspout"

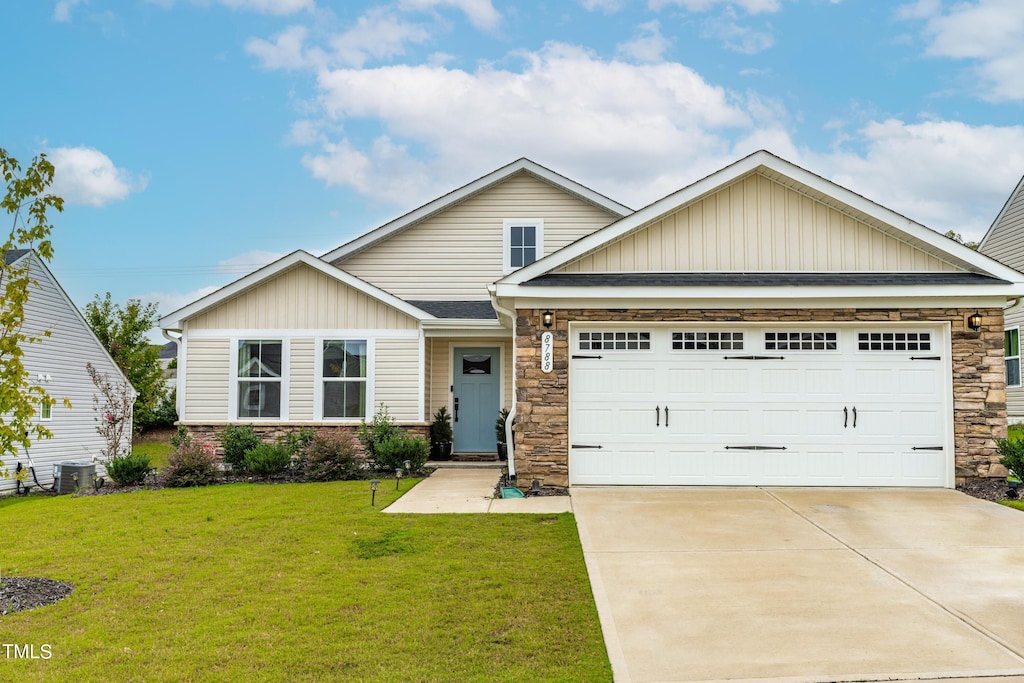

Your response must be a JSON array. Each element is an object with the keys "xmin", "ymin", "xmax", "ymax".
[
  {"xmin": 489, "ymin": 286, "xmax": 517, "ymax": 480},
  {"xmin": 162, "ymin": 329, "xmax": 184, "ymax": 419}
]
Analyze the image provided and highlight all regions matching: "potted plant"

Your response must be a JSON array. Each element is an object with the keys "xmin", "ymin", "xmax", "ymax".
[
  {"xmin": 495, "ymin": 407, "xmax": 510, "ymax": 461},
  {"xmin": 430, "ymin": 406, "xmax": 453, "ymax": 461}
]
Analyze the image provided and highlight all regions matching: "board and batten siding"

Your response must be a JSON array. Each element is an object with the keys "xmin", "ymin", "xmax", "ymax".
[
  {"xmin": 183, "ymin": 338, "xmax": 231, "ymax": 421},
  {"xmin": 335, "ymin": 172, "xmax": 620, "ymax": 299},
  {"xmin": 981, "ymin": 179, "xmax": 1024, "ymax": 272},
  {"xmin": 1, "ymin": 254, "xmax": 131, "ymax": 492},
  {"xmin": 556, "ymin": 173, "xmax": 960, "ymax": 274},
  {"xmin": 188, "ymin": 264, "xmax": 418, "ymax": 331},
  {"xmin": 289, "ymin": 338, "xmax": 316, "ymax": 421},
  {"xmin": 374, "ymin": 338, "xmax": 421, "ymax": 421},
  {"xmin": 427, "ymin": 337, "xmax": 513, "ymax": 417}
]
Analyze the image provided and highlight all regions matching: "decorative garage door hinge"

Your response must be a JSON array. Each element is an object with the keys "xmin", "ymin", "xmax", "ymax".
[
  {"xmin": 910, "ymin": 356, "xmax": 941, "ymax": 361},
  {"xmin": 571, "ymin": 354, "xmax": 603, "ymax": 359},
  {"xmin": 911, "ymin": 446, "xmax": 943, "ymax": 451},
  {"xmin": 724, "ymin": 445, "xmax": 788, "ymax": 450},
  {"xmin": 723, "ymin": 355, "xmax": 785, "ymax": 360},
  {"xmin": 571, "ymin": 444, "xmax": 604, "ymax": 449}
]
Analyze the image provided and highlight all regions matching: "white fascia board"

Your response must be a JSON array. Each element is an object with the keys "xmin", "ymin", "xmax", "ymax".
[
  {"xmin": 421, "ymin": 319, "xmax": 509, "ymax": 337},
  {"xmin": 501, "ymin": 150, "xmax": 1024, "ymax": 285},
  {"xmin": 159, "ymin": 250, "xmax": 434, "ymax": 330},
  {"xmin": 504, "ymin": 294, "xmax": 1010, "ymax": 311},
  {"xmin": 321, "ymin": 159, "xmax": 631, "ymax": 263},
  {"xmin": 979, "ymin": 173, "xmax": 1024, "ymax": 251}
]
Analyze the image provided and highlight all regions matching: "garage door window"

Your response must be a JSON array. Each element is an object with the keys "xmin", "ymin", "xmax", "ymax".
[
  {"xmin": 764, "ymin": 331, "xmax": 837, "ymax": 351},
  {"xmin": 672, "ymin": 331, "xmax": 744, "ymax": 351},
  {"xmin": 579, "ymin": 331, "xmax": 651, "ymax": 351},
  {"xmin": 1006, "ymin": 328, "xmax": 1021, "ymax": 387},
  {"xmin": 857, "ymin": 331, "xmax": 931, "ymax": 352}
]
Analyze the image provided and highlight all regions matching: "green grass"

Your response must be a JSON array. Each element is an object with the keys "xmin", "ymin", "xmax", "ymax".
[
  {"xmin": 130, "ymin": 440, "xmax": 174, "ymax": 469},
  {"xmin": 1000, "ymin": 500, "xmax": 1024, "ymax": 511},
  {"xmin": 1009, "ymin": 422, "xmax": 1024, "ymax": 442},
  {"xmin": 0, "ymin": 482, "xmax": 610, "ymax": 682}
]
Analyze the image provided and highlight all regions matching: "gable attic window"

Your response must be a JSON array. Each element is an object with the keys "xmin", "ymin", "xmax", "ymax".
[
  {"xmin": 1006, "ymin": 328, "xmax": 1021, "ymax": 388},
  {"xmin": 237, "ymin": 340, "xmax": 283, "ymax": 419},
  {"xmin": 503, "ymin": 219, "xmax": 543, "ymax": 273}
]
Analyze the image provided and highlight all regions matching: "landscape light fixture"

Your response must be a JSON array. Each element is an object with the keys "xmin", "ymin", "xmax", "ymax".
[
  {"xmin": 542, "ymin": 310, "xmax": 554, "ymax": 328},
  {"xmin": 370, "ymin": 479, "xmax": 380, "ymax": 506},
  {"xmin": 396, "ymin": 468, "xmax": 403, "ymax": 490},
  {"xmin": 967, "ymin": 312, "xmax": 983, "ymax": 331}
]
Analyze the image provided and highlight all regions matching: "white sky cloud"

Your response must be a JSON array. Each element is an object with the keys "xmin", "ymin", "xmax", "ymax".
[
  {"xmin": 218, "ymin": 0, "xmax": 313, "ymax": 14},
  {"xmin": 48, "ymin": 146, "xmax": 147, "ymax": 207},
  {"xmin": 53, "ymin": 0, "xmax": 86, "ymax": 22},
  {"xmin": 902, "ymin": 0, "xmax": 1024, "ymax": 101},
  {"xmin": 580, "ymin": 0, "xmax": 624, "ymax": 13},
  {"xmin": 701, "ymin": 13, "xmax": 774, "ymax": 54},
  {"xmin": 245, "ymin": 25, "xmax": 310, "ymax": 70},
  {"xmin": 329, "ymin": 8, "xmax": 433, "ymax": 67},
  {"xmin": 397, "ymin": 0, "xmax": 500, "ymax": 30},
  {"xmin": 617, "ymin": 21, "xmax": 671, "ymax": 62},
  {"xmin": 649, "ymin": 0, "xmax": 781, "ymax": 14}
]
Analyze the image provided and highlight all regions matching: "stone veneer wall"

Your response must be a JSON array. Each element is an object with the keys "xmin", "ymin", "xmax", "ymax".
[
  {"xmin": 513, "ymin": 307, "xmax": 1006, "ymax": 488},
  {"xmin": 179, "ymin": 423, "xmax": 429, "ymax": 460}
]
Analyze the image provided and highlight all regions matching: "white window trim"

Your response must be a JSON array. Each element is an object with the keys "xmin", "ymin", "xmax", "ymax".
[
  {"xmin": 502, "ymin": 218, "xmax": 544, "ymax": 274},
  {"xmin": 229, "ymin": 338, "xmax": 290, "ymax": 421},
  {"xmin": 1007, "ymin": 326, "xmax": 1021, "ymax": 388},
  {"xmin": 39, "ymin": 399, "xmax": 52, "ymax": 422},
  {"xmin": 314, "ymin": 337, "xmax": 375, "ymax": 421}
]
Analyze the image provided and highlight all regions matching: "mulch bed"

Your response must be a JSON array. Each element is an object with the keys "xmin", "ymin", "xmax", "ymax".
[
  {"xmin": 957, "ymin": 477, "xmax": 1019, "ymax": 503},
  {"xmin": 0, "ymin": 577, "xmax": 74, "ymax": 615}
]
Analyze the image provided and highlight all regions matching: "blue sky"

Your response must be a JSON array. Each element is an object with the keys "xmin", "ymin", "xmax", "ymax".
[{"xmin": 3, "ymin": 0, "xmax": 1024, "ymax": 333}]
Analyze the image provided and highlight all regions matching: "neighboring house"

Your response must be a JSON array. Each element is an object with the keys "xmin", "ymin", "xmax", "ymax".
[
  {"xmin": 1, "ymin": 250, "xmax": 135, "ymax": 493},
  {"xmin": 161, "ymin": 152, "xmax": 1024, "ymax": 489},
  {"xmin": 979, "ymin": 173, "xmax": 1024, "ymax": 425}
]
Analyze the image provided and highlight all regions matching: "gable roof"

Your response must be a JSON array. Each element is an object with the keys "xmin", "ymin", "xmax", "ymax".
[
  {"xmin": 159, "ymin": 250, "xmax": 435, "ymax": 330},
  {"xmin": 406, "ymin": 300, "xmax": 497, "ymax": 320},
  {"xmin": 3, "ymin": 249, "xmax": 30, "ymax": 265},
  {"xmin": 321, "ymin": 158, "xmax": 632, "ymax": 263},
  {"xmin": 499, "ymin": 150, "xmax": 1024, "ymax": 286},
  {"xmin": 978, "ymin": 172, "xmax": 1024, "ymax": 253}
]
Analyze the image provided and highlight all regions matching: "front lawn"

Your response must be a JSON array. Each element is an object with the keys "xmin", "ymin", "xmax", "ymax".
[
  {"xmin": 1000, "ymin": 500, "xmax": 1024, "ymax": 511},
  {"xmin": 0, "ymin": 482, "xmax": 610, "ymax": 682}
]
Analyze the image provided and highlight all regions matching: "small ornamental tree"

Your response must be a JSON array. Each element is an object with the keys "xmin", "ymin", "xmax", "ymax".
[
  {"xmin": 87, "ymin": 362, "xmax": 135, "ymax": 461},
  {"xmin": 0, "ymin": 148, "xmax": 65, "ymax": 477}
]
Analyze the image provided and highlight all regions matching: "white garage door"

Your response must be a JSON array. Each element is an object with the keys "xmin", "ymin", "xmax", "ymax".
[{"xmin": 569, "ymin": 325, "xmax": 952, "ymax": 487}]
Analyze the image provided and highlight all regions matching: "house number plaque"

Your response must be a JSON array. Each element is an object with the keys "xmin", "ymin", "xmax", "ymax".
[{"xmin": 541, "ymin": 332, "xmax": 553, "ymax": 373}]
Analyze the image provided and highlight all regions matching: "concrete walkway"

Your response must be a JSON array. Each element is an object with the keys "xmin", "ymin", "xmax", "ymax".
[
  {"xmin": 382, "ymin": 468, "xmax": 572, "ymax": 514},
  {"xmin": 573, "ymin": 487, "xmax": 1024, "ymax": 683}
]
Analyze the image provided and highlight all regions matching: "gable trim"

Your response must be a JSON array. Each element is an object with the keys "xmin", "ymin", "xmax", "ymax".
[
  {"xmin": 159, "ymin": 250, "xmax": 434, "ymax": 330},
  {"xmin": 320, "ymin": 159, "xmax": 632, "ymax": 263},
  {"xmin": 500, "ymin": 150, "xmax": 1024, "ymax": 285},
  {"xmin": 979, "ymin": 172, "xmax": 1024, "ymax": 251}
]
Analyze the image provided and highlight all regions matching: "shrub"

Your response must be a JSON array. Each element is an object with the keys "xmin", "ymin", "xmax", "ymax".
[
  {"xmin": 221, "ymin": 424, "xmax": 262, "ymax": 472},
  {"xmin": 305, "ymin": 433, "xmax": 362, "ymax": 481},
  {"xmin": 244, "ymin": 443, "xmax": 292, "ymax": 478},
  {"xmin": 165, "ymin": 442, "xmax": 218, "ymax": 487},
  {"xmin": 280, "ymin": 427, "xmax": 315, "ymax": 456},
  {"xmin": 358, "ymin": 404, "xmax": 400, "ymax": 464},
  {"xmin": 147, "ymin": 390, "xmax": 179, "ymax": 431},
  {"xmin": 105, "ymin": 452, "xmax": 152, "ymax": 486},
  {"xmin": 374, "ymin": 432, "xmax": 429, "ymax": 472},
  {"xmin": 495, "ymin": 407, "xmax": 510, "ymax": 443},
  {"xmin": 997, "ymin": 437, "xmax": 1024, "ymax": 480},
  {"xmin": 430, "ymin": 406, "xmax": 453, "ymax": 446}
]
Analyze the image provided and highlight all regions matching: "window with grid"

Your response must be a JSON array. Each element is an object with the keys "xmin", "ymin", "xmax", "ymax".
[
  {"xmin": 322, "ymin": 340, "xmax": 368, "ymax": 419},
  {"xmin": 237, "ymin": 340, "xmax": 282, "ymax": 418},
  {"xmin": 1006, "ymin": 328, "xmax": 1021, "ymax": 388},
  {"xmin": 856, "ymin": 331, "xmax": 931, "ymax": 352},
  {"xmin": 503, "ymin": 219, "xmax": 543, "ymax": 273},
  {"xmin": 579, "ymin": 331, "xmax": 651, "ymax": 351},
  {"xmin": 764, "ymin": 331, "xmax": 838, "ymax": 351},
  {"xmin": 672, "ymin": 331, "xmax": 744, "ymax": 351}
]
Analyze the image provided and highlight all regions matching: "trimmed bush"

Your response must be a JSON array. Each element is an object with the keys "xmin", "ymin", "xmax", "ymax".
[
  {"xmin": 997, "ymin": 437, "xmax": 1024, "ymax": 480},
  {"xmin": 106, "ymin": 452, "xmax": 152, "ymax": 486},
  {"xmin": 165, "ymin": 442, "xmax": 218, "ymax": 487},
  {"xmin": 244, "ymin": 443, "xmax": 292, "ymax": 478},
  {"xmin": 221, "ymin": 424, "xmax": 262, "ymax": 472},
  {"xmin": 305, "ymin": 433, "xmax": 362, "ymax": 481},
  {"xmin": 358, "ymin": 405, "xmax": 400, "ymax": 464},
  {"xmin": 374, "ymin": 432, "xmax": 429, "ymax": 472}
]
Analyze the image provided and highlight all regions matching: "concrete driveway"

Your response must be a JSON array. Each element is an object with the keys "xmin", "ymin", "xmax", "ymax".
[{"xmin": 572, "ymin": 487, "xmax": 1024, "ymax": 683}]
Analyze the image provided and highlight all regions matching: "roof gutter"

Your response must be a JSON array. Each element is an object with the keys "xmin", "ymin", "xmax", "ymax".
[
  {"xmin": 488, "ymin": 285, "xmax": 516, "ymax": 480},
  {"xmin": 162, "ymin": 328, "xmax": 183, "ymax": 418}
]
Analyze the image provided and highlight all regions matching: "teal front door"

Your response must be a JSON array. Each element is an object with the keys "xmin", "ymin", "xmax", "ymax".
[{"xmin": 453, "ymin": 347, "xmax": 501, "ymax": 453}]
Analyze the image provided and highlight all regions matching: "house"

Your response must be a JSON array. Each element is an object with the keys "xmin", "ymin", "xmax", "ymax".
[
  {"xmin": 1, "ymin": 250, "xmax": 134, "ymax": 493},
  {"xmin": 979, "ymin": 173, "xmax": 1024, "ymax": 424},
  {"xmin": 160, "ymin": 151, "xmax": 1024, "ymax": 488}
]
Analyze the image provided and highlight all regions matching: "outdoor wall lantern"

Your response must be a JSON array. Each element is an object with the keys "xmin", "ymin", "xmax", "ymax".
[
  {"xmin": 370, "ymin": 479, "xmax": 380, "ymax": 506},
  {"xmin": 542, "ymin": 310, "xmax": 554, "ymax": 328},
  {"xmin": 967, "ymin": 311, "xmax": 983, "ymax": 331}
]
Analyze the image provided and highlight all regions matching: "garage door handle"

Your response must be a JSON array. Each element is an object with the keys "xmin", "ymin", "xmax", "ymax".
[
  {"xmin": 724, "ymin": 445, "xmax": 788, "ymax": 451},
  {"xmin": 852, "ymin": 406, "xmax": 857, "ymax": 428},
  {"xmin": 656, "ymin": 406, "xmax": 660, "ymax": 426},
  {"xmin": 844, "ymin": 406, "xmax": 848, "ymax": 428}
]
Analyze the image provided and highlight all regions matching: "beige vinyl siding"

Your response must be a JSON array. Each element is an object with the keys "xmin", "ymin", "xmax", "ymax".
[
  {"xmin": 427, "ymin": 337, "xmax": 513, "ymax": 417},
  {"xmin": 337, "ymin": 172, "xmax": 620, "ymax": 299},
  {"xmin": 557, "ymin": 173, "xmax": 960, "ymax": 274},
  {"xmin": 981, "ymin": 180, "xmax": 1024, "ymax": 271},
  {"xmin": 184, "ymin": 338, "xmax": 231, "ymax": 421},
  {"xmin": 374, "ymin": 338, "xmax": 421, "ymax": 421},
  {"xmin": 423, "ymin": 338, "xmax": 432, "ymax": 419},
  {"xmin": 289, "ymin": 338, "xmax": 315, "ymax": 420},
  {"xmin": 188, "ymin": 264, "xmax": 417, "ymax": 330}
]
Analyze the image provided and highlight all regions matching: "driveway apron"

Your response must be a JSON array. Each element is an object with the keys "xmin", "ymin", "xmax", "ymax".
[{"xmin": 572, "ymin": 487, "xmax": 1024, "ymax": 683}]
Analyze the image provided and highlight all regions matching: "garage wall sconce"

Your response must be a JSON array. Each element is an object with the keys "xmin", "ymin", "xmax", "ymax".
[
  {"xmin": 542, "ymin": 310, "xmax": 554, "ymax": 328},
  {"xmin": 967, "ymin": 312, "xmax": 983, "ymax": 331}
]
